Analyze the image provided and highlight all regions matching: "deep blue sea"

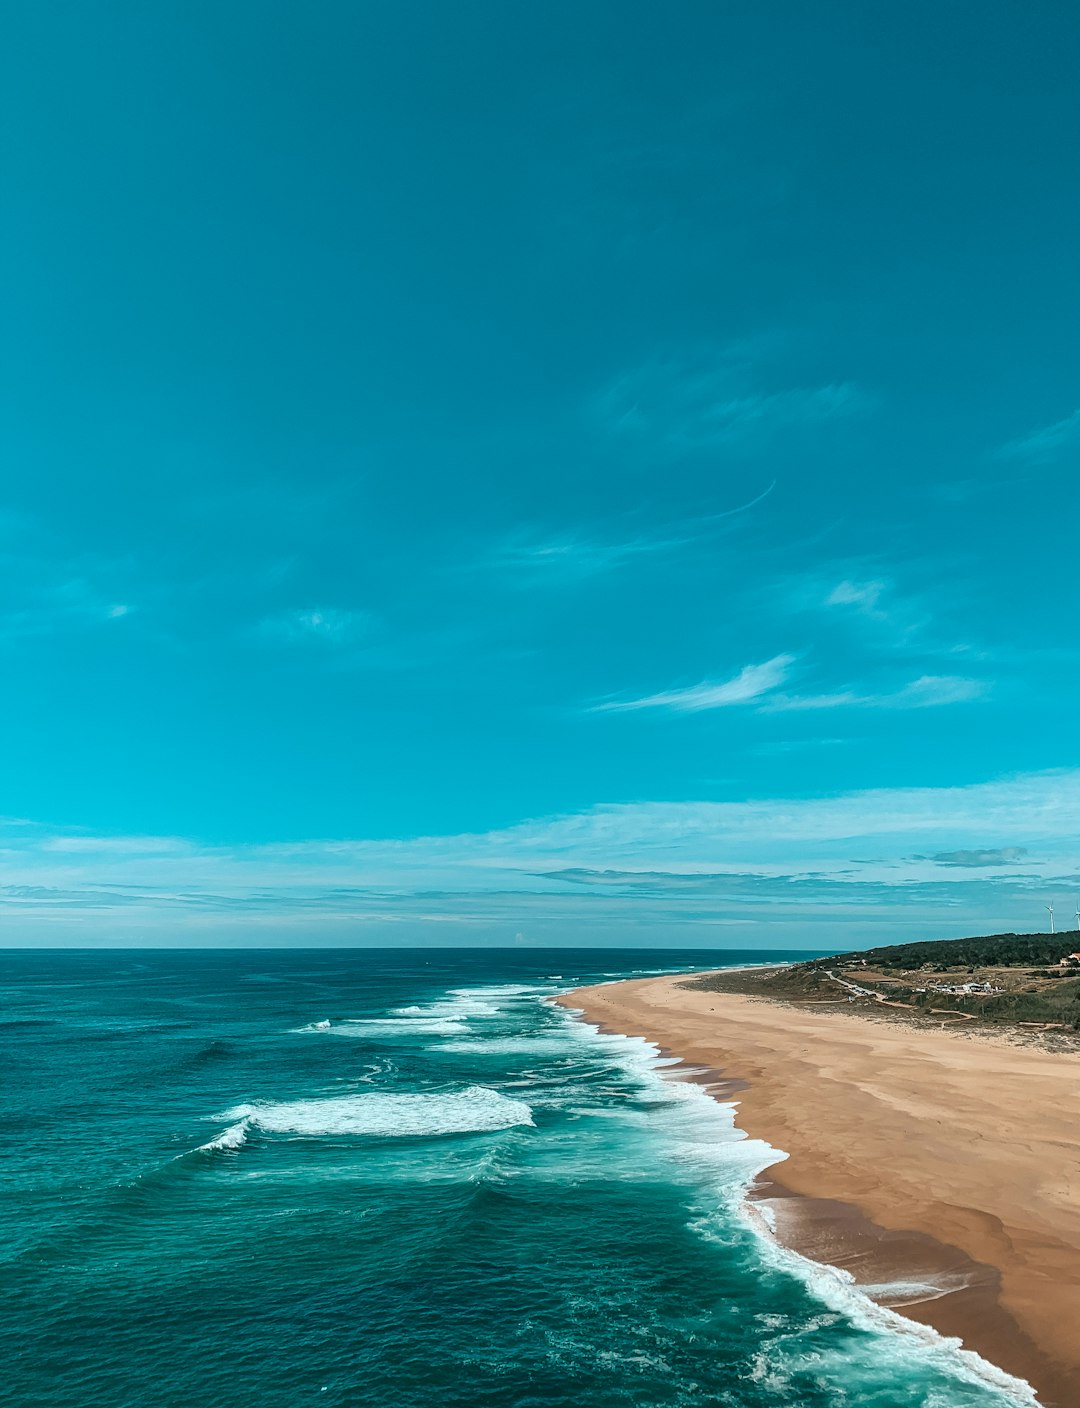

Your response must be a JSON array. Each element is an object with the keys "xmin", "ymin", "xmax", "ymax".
[{"xmin": 0, "ymin": 949, "xmax": 1036, "ymax": 1408}]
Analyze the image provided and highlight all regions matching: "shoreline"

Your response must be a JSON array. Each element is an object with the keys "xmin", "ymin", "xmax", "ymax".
[{"xmin": 558, "ymin": 972, "xmax": 1080, "ymax": 1407}]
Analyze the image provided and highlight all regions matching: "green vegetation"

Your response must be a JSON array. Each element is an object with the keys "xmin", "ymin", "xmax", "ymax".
[
  {"xmin": 830, "ymin": 932, "xmax": 1079, "ymax": 970},
  {"xmin": 908, "ymin": 977, "xmax": 1080, "ymax": 1026},
  {"xmin": 686, "ymin": 931, "xmax": 1080, "ymax": 1036}
]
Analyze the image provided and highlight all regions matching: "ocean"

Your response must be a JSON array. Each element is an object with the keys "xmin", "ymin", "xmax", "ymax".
[{"xmin": 0, "ymin": 948, "xmax": 1035, "ymax": 1408}]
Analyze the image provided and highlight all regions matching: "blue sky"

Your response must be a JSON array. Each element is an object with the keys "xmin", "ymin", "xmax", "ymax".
[{"xmin": 3, "ymin": 2, "xmax": 1080, "ymax": 946}]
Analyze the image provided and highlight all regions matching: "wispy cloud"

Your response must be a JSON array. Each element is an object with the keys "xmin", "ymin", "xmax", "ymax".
[
  {"xmin": 700, "ymin": 478, "xmax": 778, "ymax": 521},
  {"xmin": 812, "ymin": 570, "xmax": 930, "ymax": 645},
  {"xmin": 495, "ymin": 481, "xmax": 779, "ymax": 585},
  {"xmin": 783, "ymin": 565, "xmax": 984, "ymax": 663},
  {"xmin": 258, "ymin": 608, "xmax": 374, "ymax": 645},
  {"xmin": 495, "ymin": 531, "xmax": 686, "ymax": 581},
  {"xmin": 40, "ymin": 834, "xmax": 191, "ymax": 856},
  {"xmin": 596, "ymin": 357, "xmax": 866, "ymax": 453},
  {"xmin": 0, "ymin": 513, "xmax": 137, "ymax": 641},
  {"xmin": 765, "ymin": 674, "xmax": 988, "ymax": 712},
  {"xmin": 3, "ymin": 769, "xmax": 1080, "ymax": 943},
  {"xmin": 0, "ymin": 576, "xmax": 135, "ymax": 640},
  {"xmin": 924, "ymin": 847, "xmax": 1028, "ymax": 867},
  {"xmin": 998, "ymin": 407, "xmax": 1080, "ymax": 464},
  {"xmin": 894, "ymin": 675, "xmax": 989, "ymax": 706},
  {"xmin": 593, "ymin": 654, "xmax": 985, "ymax": 717},
  {"xmin": 826, "ymin": 578, "xmax": 888, "ymax": 614},
  {"xmin": 592, "ymin": 654, "xmax": 795, "ymax": 713}
]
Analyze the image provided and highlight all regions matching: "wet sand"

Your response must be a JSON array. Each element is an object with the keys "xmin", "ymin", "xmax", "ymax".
[{"xmin": 559, "ymin": 973, "xmax": 1080, "ymax": 1407}]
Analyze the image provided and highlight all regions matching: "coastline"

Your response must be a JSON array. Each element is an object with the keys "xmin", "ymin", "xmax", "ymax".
[{"xmin": 558, "ymin": 972, "xmax": 1080, "ymax": 1407}]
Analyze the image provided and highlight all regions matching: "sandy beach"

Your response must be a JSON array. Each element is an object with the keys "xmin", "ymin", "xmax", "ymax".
[{"xmin": 560, "ymin": 973, "xmax": 1080, "ymax": 1407}]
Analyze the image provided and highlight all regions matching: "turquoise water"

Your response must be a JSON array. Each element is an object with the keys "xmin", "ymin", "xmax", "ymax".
[{"xmin": 0, "ymin": 949, "xmax": 1035, "ymax": 1407}]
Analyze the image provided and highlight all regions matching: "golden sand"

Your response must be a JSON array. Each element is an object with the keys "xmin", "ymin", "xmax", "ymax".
[{"xmin": 559, "ymin": 974, "xmax": 1080, "ymax": 1407}]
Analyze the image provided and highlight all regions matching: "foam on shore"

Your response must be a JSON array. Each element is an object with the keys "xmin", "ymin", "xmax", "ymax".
[{"xmin": 554, "ymin": 994, "xmax": 1040, "ymax": 1407}]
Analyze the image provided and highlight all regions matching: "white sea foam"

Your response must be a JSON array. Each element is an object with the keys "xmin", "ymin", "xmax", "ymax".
[
  {"xmin": 552, "ymin": 1003, "xmax": 1037, "ymax": 1407},
  {"xmin": 329, "ymin": 1018, "xmax": 469, "ymax": 1038},
  {"xmin": 390, "ymin": 985, "xmax": 540, "ymax": 1023},
  {"xmin": 389, "ymin": 997, "xmax": 492, "ymax": 1020},
  {"xmin": 748, "ymin": 1241, "xmax": 1038, "ymax": 1404},
  {"xmin": 292, "ymin": 1019, "xmax": 332, "ymax": 1032},
  {"xmin": 218, "ymin": 1086, "xmax": 534, "ymax": 1139},
  {"xmin": 326, "ymin": 985, "xmax": 544, "ymax": 1040},
  {"xmin": 197, "ymin": 1120, "xmax": 249, "ymax": 1153},
  {"xmin": 455, "ymin": 983, "xmax": 538, "ymax": 998},
  {"xmin": 434, "ymin": 1036, "xmax": 581, "ymax": 1057}
]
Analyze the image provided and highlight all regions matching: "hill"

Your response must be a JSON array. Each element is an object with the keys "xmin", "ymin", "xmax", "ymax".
[
  {"xmin": 832, "ymin": 930, "xmax": 1080, "ymax": 970},
  {"xmin": 686, "ymin": 931, "xmax": 1080, "ymax": 1038}
]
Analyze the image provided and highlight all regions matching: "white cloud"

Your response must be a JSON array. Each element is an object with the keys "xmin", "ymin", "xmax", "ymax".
[
  {"xmin": 495, "ymin": 483, "xmax": 778, "ymax": 585},
  {"xmin": 927, "ymin": 847, "xmax": 1028, "ymax": 867},
  {"xmin": 826, "ymin": 578, "xmax": 887, "ymax": 613},
  {"xmin": 40, "ymin": 834, "xmax": 191, "ymax": 856},
  {"xmin": 595, "ymin": 350, "xmax": 868, "ymax": 455},
  {"xmin": 3, "ymin": 770, "xmax": 1080, "ymax": 930},
  {"xmin": 810, "ymin": 569, "xmax": 938, "ymax": 648},
  {"xmin": 894, "ymin": 675, "xmax": 988, "ymax": 707},
  {"xmin": 258, "ymin": 608, "xmax": 373, "ymax": 645},
  {"xmin": 496, "ymin": 531, "xmax": 685, "ymax": 580},
  {"xmin": 593, "ymin": 654, "xmax": 795, "ymax": 713},
  {"xmin": 0, "ymin": 510, "xmax": 139, "ymax": 640},
  {"xmin": 0, "ymin": 574, "xmax": 135, "ymax": 640},
  {"xmin": 764, "ymin": 673, "xmax": 988, "ymax": 712},
  {"xmin": 593, "ymin": 655, "xmax": 985, "ymax": 717},
  {"xmin": 998, "ymin": 408, "xmax": 1080, "ymax": 464}
]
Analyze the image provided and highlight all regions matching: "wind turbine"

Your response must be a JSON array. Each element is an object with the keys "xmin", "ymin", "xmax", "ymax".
[
  {"xmin": 1047, "ymin": 903, "xmax": 1056, "ymax": 934},
  {"xmin": 1075, "ymin": 907, "xmax": 1080, "ymax": 933}
]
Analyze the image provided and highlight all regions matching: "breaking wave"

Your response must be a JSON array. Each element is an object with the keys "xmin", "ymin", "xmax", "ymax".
[
  {"xmin": 435, "ymin": 1036, "xmax": 582, "ymax": 1057},
  {"xmin": 329, "ymin": 1018, "xmax": 469, "ymax": 1038},
  {"xmin": 196, "ymin": 1121, "xmax": 249, "ymax": 1153},
  {"xmin": 217, "ymin": 1086, "xmax": 534, "ymax": 1139}
]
